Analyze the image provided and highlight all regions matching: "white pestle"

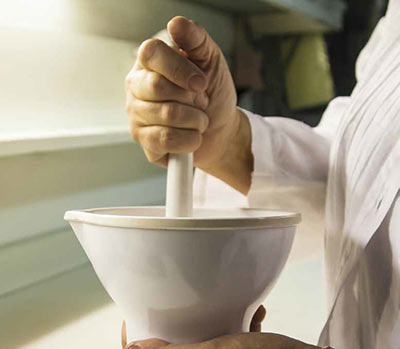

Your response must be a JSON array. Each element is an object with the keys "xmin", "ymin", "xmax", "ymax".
[{"xmin": 166, "ymin": 153, "xmax": 193, "ymax": 217}]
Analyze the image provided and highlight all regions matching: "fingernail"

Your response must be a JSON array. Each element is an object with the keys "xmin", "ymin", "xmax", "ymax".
[
  {"xmin": 189, "ymin": 74, "xmax": 206, "ymax": 91},
  {"xmin": 127, "ymin": 345, "xmax": 141, "ymax": 349}
]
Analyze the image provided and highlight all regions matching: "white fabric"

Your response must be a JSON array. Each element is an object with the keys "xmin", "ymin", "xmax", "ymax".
[
  {"xmin": 194, "ymin": 1, "xmax": 400, "ymax": 347},
  {"xmin": 242, "ymin": 3, "xmax": 400, "ymax": 347}
]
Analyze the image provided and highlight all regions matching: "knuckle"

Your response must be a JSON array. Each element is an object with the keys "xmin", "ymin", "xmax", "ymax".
[
  {"xmin": 147, "ymin": 157, "xmax": 157, "ymax": 164},
  {"xmin": 159, "ymin": 128, "xmax": 175, "ymax": 150},
  {"xmin": 190, "ymin": 92, "xmax": 198, "ymax": 107},
  {"xmin": 125, "ymin": 98, "xmax": 140, "ymax": 117},
  {"xmin": 192, "ymin": 131, "xmax": 202, "ymax": 148},
  {"xmin": 129, "ymin": 124, "xmax": 140, "ymax": 143},
  {"xmin": 162, "ymin": 103, "xmax": 181, "ymax": 125},
  {"xmin": 125, "ymin": 100, "xmax": 133, "ymax": 115},
  {"xmin": 124, "ymin": 73, "xmax": 132, "ymax": 90},
  {"xmin": 199, "ymin": 114, "xmax": 209, "ymax": 133},
  {"xmin": 186, "ymin": 130, "xmax": 202, "ymax": 151},
  {"xmin": 148, "ymin": 73, "xmax": 164, "ymax": 94},
  {"xmin": 125, "ymin": 70, "xmax": 139, "ymax": 92},
  {"xmin": 138, "ymin": 38, "xmax": 161, "ymax": 62},
  {"xmin": 145, "ymin": 151, "xmax": 163, "ymax": 165},
  {"xmin": 145, "ymin": 151, "xmax": 157, "ymax": 164},
  {"xmin": 192, "ymin": 92, "xmax": 208, "ymax": 110}
]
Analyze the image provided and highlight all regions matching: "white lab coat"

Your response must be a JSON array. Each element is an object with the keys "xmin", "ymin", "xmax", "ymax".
[{"xmin": 194, "ymin": 1, "xmax": 400, "ymax": 347}]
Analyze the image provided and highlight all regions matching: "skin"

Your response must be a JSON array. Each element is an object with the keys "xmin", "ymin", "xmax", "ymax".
[
  {"xmin": 126, "ymin": 334, "xmax": 321, "ymax": 349},
  {"xmin": 122, "ymin": 306, "xmax": 320, "ymax": 349},
  {"xmin": 124, "ymin": 16, "xmax": 326, "ymax": 349},
  {"xmin": 125, "ymin": 16, "xmax": 252, "ymax": 194}
]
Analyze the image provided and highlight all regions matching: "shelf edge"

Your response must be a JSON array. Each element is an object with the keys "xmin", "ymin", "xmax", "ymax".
[{"xmin": 0, "ymin": 127, "xmax": 133, "ymax": 158}]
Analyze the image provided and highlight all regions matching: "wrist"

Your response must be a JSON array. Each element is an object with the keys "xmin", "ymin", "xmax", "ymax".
[{"xmin": 199, "ymin": 107, "xmax": 253, "ymax": 195}]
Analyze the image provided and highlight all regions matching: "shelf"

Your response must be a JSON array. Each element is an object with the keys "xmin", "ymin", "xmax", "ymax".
[
  {"xmin": 180, "ymin": 0, "xmax": 347, "ymax": 33},
  {"xmin": 0, "ymin": 127, "xmax": 132, "ymax": 158}
]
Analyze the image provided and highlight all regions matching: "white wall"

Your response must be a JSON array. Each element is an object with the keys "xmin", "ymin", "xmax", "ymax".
[
  {"xmin": 0, "ymin": 2, "xmax": 234, "ymax": 345},
  {"xmin": 0, "ymin": 0, "xmax": 234, "ymax": 135}
]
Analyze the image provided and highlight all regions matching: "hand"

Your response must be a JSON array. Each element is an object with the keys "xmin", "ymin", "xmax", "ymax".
[
  {"xmin": 122, "ymin": 305, "xmax": 267, "ymax": 348},
  {"xmin": 125, "ymin": 16, "xmax": 253, "ymax": 194},
  {"xmin": 126, "ymin": 334, "xmax": 323, "ymax": 349},
  {"xmin": 122, "ymin": 306, "xmax": 330, "ymax": 349}
]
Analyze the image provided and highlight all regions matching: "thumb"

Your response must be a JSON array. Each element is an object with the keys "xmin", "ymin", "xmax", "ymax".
[
  {"xmin": 250, "ymin": 305, "xmax": 267, "ymax": 332},
  {"xmin": 167, "ymin": 16, "xmax": 220, "ymax": 69}
]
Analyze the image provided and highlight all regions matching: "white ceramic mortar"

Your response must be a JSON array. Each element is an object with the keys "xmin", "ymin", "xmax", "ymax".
[{"xmin": 65, "ymin": 206, "xmax": 300, "ymax": 344}]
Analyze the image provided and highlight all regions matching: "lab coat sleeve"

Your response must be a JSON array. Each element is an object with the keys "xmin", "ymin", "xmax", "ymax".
[
  {"xmin": 193, "ymin": 97, "xmax": 351, "ymax": 208},
  {"xmin": 244, "ymin": 96, "xmax": 351, "ymax": 186}
]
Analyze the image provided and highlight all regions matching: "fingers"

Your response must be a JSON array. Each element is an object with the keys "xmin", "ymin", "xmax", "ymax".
[
  {"xmin": 131, "ymin": 125, "xmax": 202, "ymax": 161},
  {"xmin": 250, "ymin": 305, "xmax": 267, "ymax": 332},
  {"xmin": 122, "ymin": 321, "xmax": 128, "ymax": 348},
  {"xmin": 127, "ymin": 338, "xmax": 216, "ymax": 349},
  {"xmin": 127, "ymin": 334, "xmax": 321, "ymax": 349},
  {"xmin": 136, "ymin": 38, "xmax": 207, "ymax": 92},
  {"xmin": 127, "ymin": 98, "xmax": 209, "ymax": 133},
  {"xmin": 125, "ymin": 21, "xmax": 213, "ymax": 168},
  {"xmin": 126, "ymin": 338, "xmax": 170, "ymax": 349},
  {"xmin": 126, "ymin": 69, "xmax": 208, "ymax": 110},
  {"xmin": 167, "ymin": 16, "xmax": 220, "ymax": 67},
  {"xmin": 127, "ymin": 95, "xmax": 206, "ymax": 164},
  {"xmin": 134, "ymin": 126, "xmax": 202, "ymax": 153}
]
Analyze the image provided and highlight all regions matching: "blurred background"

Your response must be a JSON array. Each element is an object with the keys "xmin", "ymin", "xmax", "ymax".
[{"xmin": 0, "ymin": 0, "xmax": 389, "ymax": 348}]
